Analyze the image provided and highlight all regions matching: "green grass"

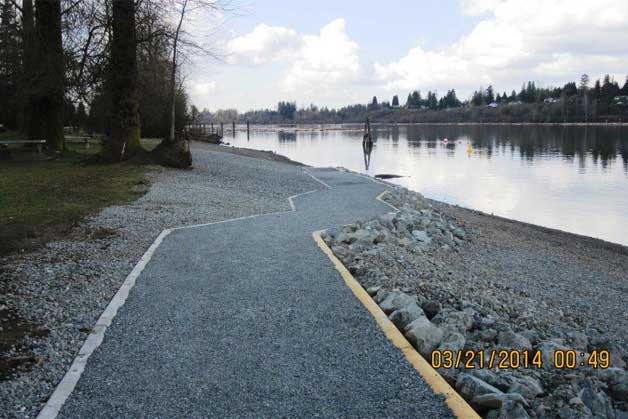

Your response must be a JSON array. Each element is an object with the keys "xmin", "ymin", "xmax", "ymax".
[{"xmin": 0, "ymin": 138, "xmax": 160, "ymax": 255}]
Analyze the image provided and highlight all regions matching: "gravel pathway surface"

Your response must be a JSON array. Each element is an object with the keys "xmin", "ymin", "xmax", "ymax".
[
  {"xmin": 56, "ymin": 168, "xmax": 453, "ymax": 419},
  {"xmin": 0, "ymin": 142, "xmax": 320, "ymax": 418}
]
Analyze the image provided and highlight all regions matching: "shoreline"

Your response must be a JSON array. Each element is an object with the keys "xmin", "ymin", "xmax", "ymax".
[
  {"xmin": 323, "ymin": 186, "xmax": 628, "ymax": 418},
  {"xmin": 339, "ymin": 166, "xmax": 628, "ymax": 252},
  {"xmin": 1, "ymin": 143, "xmax": 626, "ymax": 418},
  {"xmin": 230, "ymin": 122, "xmax": 628, "ymax": 132},
  {"xmin": 429, "ymin": 199, "xmax": 628, "ymax": 254}
]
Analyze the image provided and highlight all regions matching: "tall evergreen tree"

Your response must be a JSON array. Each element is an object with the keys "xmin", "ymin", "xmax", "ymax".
[
  {"xmin": 426, "ymin": 91, "xmax": 438, "ymax": 109},
  {"xmin": 486, "ymin": 85, "xmax": 495, "ymax": 103},
  {"xmin": 472, "ymin": 88, "xmax": 484, "ymax": 106},
  {"xmin": 621, "ymin": 76, "xmax": 628, "ymax": 96},
  {"xmin": 580, "ymin": 74, "xmax": 590, "ymax": 91},
  {"xmin": 391, "ymin": 95, "xmax": 399, "ymax": 107}
]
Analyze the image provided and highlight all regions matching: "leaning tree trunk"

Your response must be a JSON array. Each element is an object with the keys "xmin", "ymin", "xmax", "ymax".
[
  {"xmin": 166, "ymin": 47, "xmax": 177, "ymax": 144},
  {"xmin": 164, "ymin": 0, "xmax": 186, "ymax": 146},
  {"xmin": 109, "ymin": 0, "xmax": 141, "ymax": 161},
  {"xmin": 152, "ymin": 0, "xmax": 191, "ymax": 168},
  {"xmin": 35, "ymin": 0, "xmax": 64, "ymax": 151}
]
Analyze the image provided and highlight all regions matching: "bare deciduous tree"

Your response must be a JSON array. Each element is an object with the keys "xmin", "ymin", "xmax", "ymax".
[
  {"xmin": 109, "ymin": 0, "xmax": 141, "ymax": 161},
  {"xmin": 35, "ymin": 0, "xmax": 65, "ymax": 151}
]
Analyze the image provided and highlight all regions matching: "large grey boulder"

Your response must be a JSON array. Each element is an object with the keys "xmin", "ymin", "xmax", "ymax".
[
  {"xmin": 496, "ymin": 399, "xmax": 530, "ymax": 419},
  {"xmin": 581, "ymin": 380, "xmax": 616, "ymax": 418},
  {"xmin": 508, "ymin": 375, "xmax": 544, "ymax": 399},
  {"xmin": 498, "ymin": 331, "xmax": 533, "ymax": 351},
  {"xmin": 596, "ymin": 368, "xmax": 628, "ymax": 401},
  {"xmin": 470, "ymin": 369, "xmax": 516, "ymax": 392},
  {"xmin": 433, "ymin": 309, "xmax": 474, "ymax": 333},
  {"xmin": 456, "ymin": 373, "xmax": 503, "ymax": 401},
  {"xmin": 389, "ymin": 302, "xmax": 425, "ymax": 330},
  {"xmin": 411, "ymin": 230, "xmax": 432, "ymax": 244},
  {"xmin": 437, "ymin": 330, "xmax": 466, "ymax": 353},
  {"xmin": 379, "ymin": 291, "xmax": 417, "ymax": 314},
  {"xmin": 452, "ymin": 227, "xmax": 466, "ymax": 239},
  {"xmin": 377, "ymin": 213, "xmax": 396, "ymax": 229},
  {"xmin": 404, "ymin": 316, "xmax": 443, "ymax": 357},
  {"xmin": 422, "ymin": 300, "xmax": 441, "ymax": 319},
  {"xmin": 537, "ymin": 340, "xmax": 569, "ymax": 370},
  {"xmin": 611, "ymin": 379, "xmax": 628, "ymax": 402},
  {"xmin": 472, "ymin": 392, "xmax": 528, "ymax": 410},
  {"xmin": 595, "ymin": 368, "xmax": 628, "ymax": 387},
  {"xmin": 336, "ymin": 228, "xmax": 376, "ymax": 245},
  {"xmin": 373, "ymin": 289, "xmax": 391, "ymax": 304}
]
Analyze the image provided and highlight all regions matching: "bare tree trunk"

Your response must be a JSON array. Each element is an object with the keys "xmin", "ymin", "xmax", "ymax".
[
  {"xmin": 109, "ymin": 0, "xmax": 141, "ymax": 161},
  {"xmin": 20, "ymin": 0, "xmax": 42, "ymax": 141},
  {"xmin": 165, "ymin": 0, "xmax": 187, "ymax": 145},
  {"xmin": 35, "ymin": 0, "xmax": 64, "ymax": 151}
]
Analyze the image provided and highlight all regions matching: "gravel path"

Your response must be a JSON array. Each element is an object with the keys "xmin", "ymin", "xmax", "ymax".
[
  {"xmin": 56, "ymin": 168, "xmax": 453, "ymax": 419},
  {"xmin": 2, "ymin": 144, "xmax": 452, "ymax": 418},
  {"xmin": 0, "ymin": 142, "xmax": 320, "ymax": 418}
]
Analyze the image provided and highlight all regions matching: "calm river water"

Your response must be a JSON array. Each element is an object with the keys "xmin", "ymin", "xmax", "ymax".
[{"xmin": 227, "ymin": 124, "xmax": 628, "ymax": 246}]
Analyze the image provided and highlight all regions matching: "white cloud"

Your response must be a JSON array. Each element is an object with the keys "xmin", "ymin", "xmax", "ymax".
[
  {"xmin": 459, "ymin": 0, "xmax": 503, "ymax": 16},
  {"xmin": 227, "ymin": 24, "xmax": 302, "ymax": 64},
  {"xmin": 282, "ymin": 19, "xmax": 360, "ymax": 96},
  {"xmin": 226, "ymin": 19, "xmax": 361, "ymax": 102},
  {"xmin": 190, "ymin": 81, "xmax": 217, "ymax": 96},
  {"xmin": 374, "ymin": 45, "xmax": 482, "ymax": 91},
  {"xmin": 378, "ymin": 0, "xmax": 628, "ymax": 96}
]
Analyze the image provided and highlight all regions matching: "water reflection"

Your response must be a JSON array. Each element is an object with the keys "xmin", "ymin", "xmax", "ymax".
[
  {"xmin": 363, "ymin": 140, "xmax": 373, "ymax": 170},
  {"xmin": 229, "ymin": 124, "xmax": 628, "ymax": 246},
  {"xmin": 278, "ymin": 131, "xmax": 296, "ymax": 142}
]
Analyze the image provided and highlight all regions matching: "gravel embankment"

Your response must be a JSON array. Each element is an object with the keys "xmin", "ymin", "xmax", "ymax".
[
  {"xmin": 323, "ymin": 186, "xmax": 628, "ymax": 419},
  {"xmin": 0, "ymin": 142, "xmax": 320, "ymax": 418}
]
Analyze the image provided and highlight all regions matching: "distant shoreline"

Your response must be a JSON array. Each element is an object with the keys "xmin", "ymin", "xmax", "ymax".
[{"xmin": 208, "ymin": 121, "xmax": 628, "ymax": 130}]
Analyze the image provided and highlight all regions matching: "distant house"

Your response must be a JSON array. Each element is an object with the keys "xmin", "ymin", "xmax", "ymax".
[
  {"xmin": 487, "ymin": 102, "xmax": 499, "ymax": 108},
  {"xmin": 613, "ymin": 96, "xmax": 628, "ymax": 106},
  {"xmin": 544, "ymin": 97, "xmax": 560, "ymax": 104}
]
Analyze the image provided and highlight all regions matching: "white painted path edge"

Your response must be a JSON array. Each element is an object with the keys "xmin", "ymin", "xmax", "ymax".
[{"xmin": 36, "ymin": 167, "xmax": 390, "ymax": 419}]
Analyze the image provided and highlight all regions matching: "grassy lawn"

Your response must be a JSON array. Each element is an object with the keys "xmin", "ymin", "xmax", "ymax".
[{"xmin": 0, "ymin": 138, "xmax": 160, "ymax": 255}]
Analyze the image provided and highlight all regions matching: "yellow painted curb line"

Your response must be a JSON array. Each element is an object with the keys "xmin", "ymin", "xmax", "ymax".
[{"xmin": 312, "ymin": 229, "xmax": 481, "ymax": 419}]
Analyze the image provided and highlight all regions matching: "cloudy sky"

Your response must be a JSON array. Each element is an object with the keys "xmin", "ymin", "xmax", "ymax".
[{"xmin": 185, "ymin": 0, "xmax": 628, "ymax": 112}]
